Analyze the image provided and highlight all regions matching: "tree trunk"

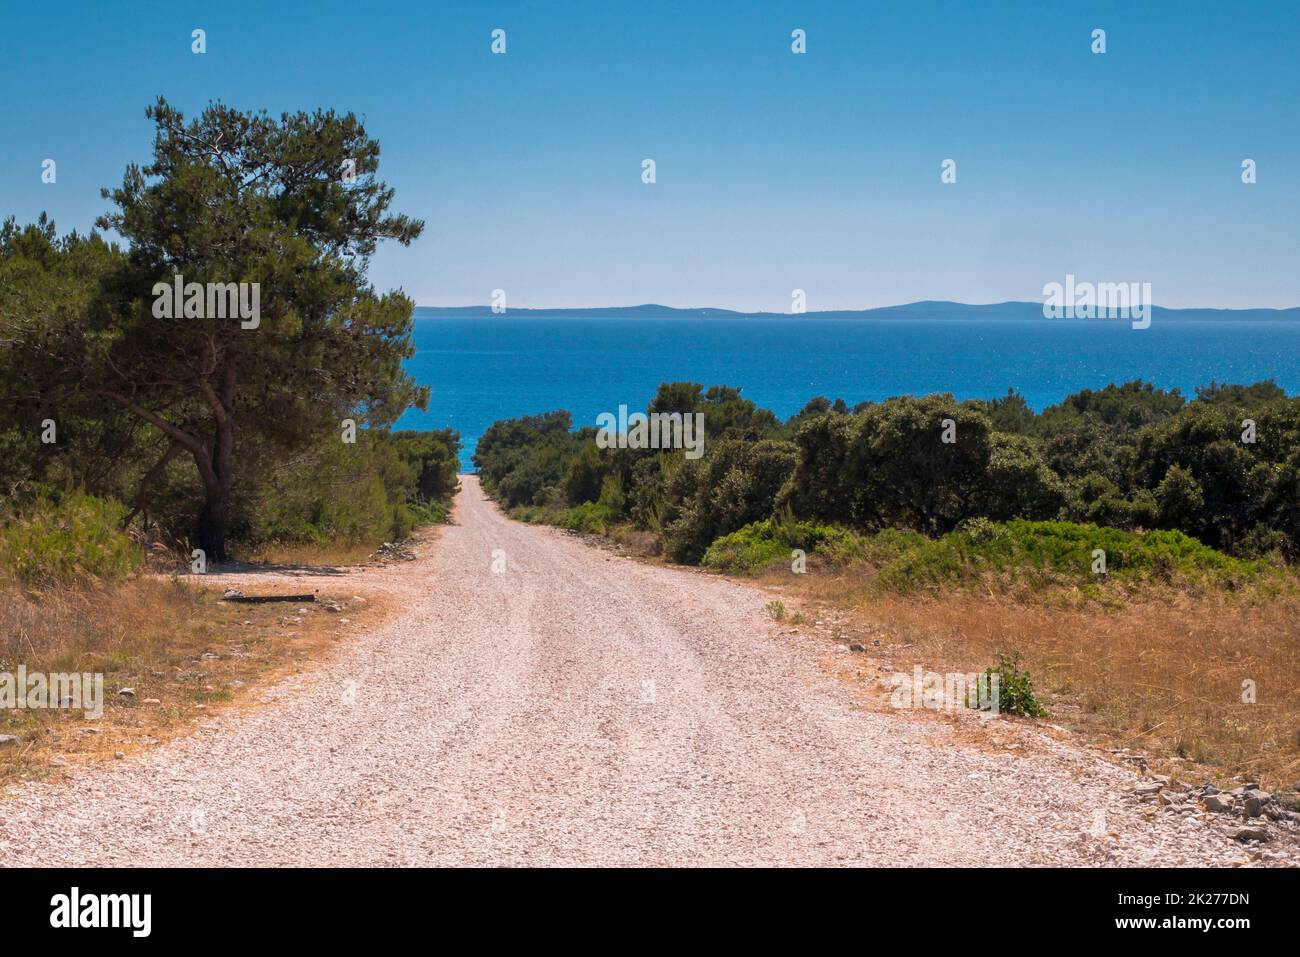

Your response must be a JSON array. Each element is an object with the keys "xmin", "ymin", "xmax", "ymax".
[
  {"xmin": 196, "ymin": 488, "xmax": 230, "ymax": 563},
  {"xmin": 194, "ymin": 422, "xmax": 234, "ymax": 563}
]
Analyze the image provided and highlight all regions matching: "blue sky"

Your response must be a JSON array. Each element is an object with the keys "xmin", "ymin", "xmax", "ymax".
[{"xmin": 1, "ymin": 0, "xmax": 1297, "ymax": 310}]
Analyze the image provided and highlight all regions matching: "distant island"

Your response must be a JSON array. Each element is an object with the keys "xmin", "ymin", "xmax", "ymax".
[{"xmin": 414, "ymin": 301, "xmax": 1300, "ymax": 321}]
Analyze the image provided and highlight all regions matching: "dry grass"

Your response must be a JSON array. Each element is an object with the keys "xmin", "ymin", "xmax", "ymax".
[
  {"xmin": 764, "ymin": 561, "xmax": 1300, "ymax": 792},
  {"xmin": 0, "ymin": 575, "xmax": 385, "ymax": 791},
  {"xmin": 232, "ymin": 539, "xmax": 378, "ymax": 567}
]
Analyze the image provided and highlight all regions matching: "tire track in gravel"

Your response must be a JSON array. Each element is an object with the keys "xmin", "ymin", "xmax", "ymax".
[{"xmin": 0, "ymin": 476, "xmax": 1258, "ymax": 866}]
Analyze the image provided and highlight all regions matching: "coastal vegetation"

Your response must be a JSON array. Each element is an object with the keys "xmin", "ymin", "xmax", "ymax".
[
  {"xmin": 475, "ymin": 379, "xmax": 1300, "ymax": 584},
  {"xmin": 0, "ymin": 99, "xmax": 455, "ymax": 579}
]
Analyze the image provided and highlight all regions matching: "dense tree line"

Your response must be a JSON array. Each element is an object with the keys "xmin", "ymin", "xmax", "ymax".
[
  {"xmin": 474, "ymin": 380, "xmax": 1300, "ymax": 564},
  {"xmin": 0, "ymin": 100, "xmax": 454, "ymax": 560}
]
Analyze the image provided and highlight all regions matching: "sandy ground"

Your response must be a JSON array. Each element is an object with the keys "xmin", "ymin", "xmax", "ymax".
[{"xmin": 0, "ymin": 477, "xmax": 1275, "ymax": 866}]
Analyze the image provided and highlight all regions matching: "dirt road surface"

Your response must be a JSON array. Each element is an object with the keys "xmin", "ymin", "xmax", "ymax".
[{"xmin": 0, "ymin": 478, "xmax": 1263, "ymax": 866}]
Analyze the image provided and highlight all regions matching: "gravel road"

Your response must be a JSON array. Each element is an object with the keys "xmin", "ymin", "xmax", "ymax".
[{"xmin": 0, "ymin": 477, "xmax": 1267, "ymax": 866}]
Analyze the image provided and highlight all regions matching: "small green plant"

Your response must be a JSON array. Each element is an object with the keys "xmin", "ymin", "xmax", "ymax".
[
  {"xmin": 980, "ymin": 653, "xmax": 1047, "ymax": 718},
  {"xmin": 765, "ymin": 600, "xmax": 786, "ymax": 621}
]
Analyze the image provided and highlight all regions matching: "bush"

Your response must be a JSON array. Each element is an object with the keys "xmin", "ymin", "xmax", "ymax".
[
  {"xmin": 559, "ymin": 501, "xmax": 616, "ymax": 534},
  {"xmin": 702, "ymin": 522, "xmax": 790, "ymax": 573},
  {"xmin": 0, "ymin": 491, "xmax": 142, "ymax": 584},
  {"xmin": 664, "ymin": 438, "xmax": 799, "ymax": 563},
  {"xmin": 474, "ymin": 381, "xmax": 1300, "ymax": 571},
  {"xmin": 982, "ymin": 654, "xmax": 1047, "ymax": 717},
  {"xmin": 241, "ymin": 429, "xmax": 460, "ymax": 550},
  {"xmin": 701, "ymin": 518, "xmax": 862, "ymax": 574},
  {"xmin": 873, "ymin": 520, "xmax": 1268, "ymax": 594}
]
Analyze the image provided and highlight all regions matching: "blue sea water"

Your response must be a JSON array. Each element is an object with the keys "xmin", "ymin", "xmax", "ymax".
[{"xmin": 394, "ymin": 317, "xmax": 1300, "ymax": 472}]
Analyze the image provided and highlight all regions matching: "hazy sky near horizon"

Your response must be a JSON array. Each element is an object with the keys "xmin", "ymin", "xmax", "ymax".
[{"xmin": 2, "ymin": 1, "xmax": 1297, "ymax": 310}]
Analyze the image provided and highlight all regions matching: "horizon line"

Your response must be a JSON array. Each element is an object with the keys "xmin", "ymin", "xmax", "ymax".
[{"xmin": 412, "ymin": 299, "xmax": 1300, "ymax": 314}]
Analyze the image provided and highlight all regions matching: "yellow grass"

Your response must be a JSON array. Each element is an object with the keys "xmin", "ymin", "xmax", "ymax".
[
  {"xmin": 232, "ymin": 539, "xmax": 378, "ymax": 567},
  {"xmin": 0, "ymin": 576, "xmax": 383, "ymax": 790},
  {"xmin": 766, "ymin": 562, "xmax": 1300, "ymax": 793}
]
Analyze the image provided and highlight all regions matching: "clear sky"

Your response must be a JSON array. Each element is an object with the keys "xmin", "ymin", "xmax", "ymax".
[{"xmin": 1, "ymin": 0, "xmax": 1297, "ymax": 310}]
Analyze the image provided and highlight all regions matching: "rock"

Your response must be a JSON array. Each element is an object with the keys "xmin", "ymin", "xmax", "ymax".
[
  {"xmin": 222, "ymin": 588, "xmax": 245, "ymax": 600},
  {"xmin": 1203, "ymin": 794, "xmax": 1234, "ymax": 813},
  {"xmin": 1133, "ymin": 782, "xmax": 1163, "ymax": 797},
  {"xmin": 0, "ymin": 734, "xmax": 20, "ymax": 745},
  {"xmin": 1232, "ymin": 826, "xmax": 1270, "ymax": 843},
  {"xmin": 143, "ymin": 698, "xmax": 161, "ymax": 705},
  {"xmin": 849, "ymin": 643, "xmax": 865, "ymax": 652},
  {"xmin": 325, "ymin": 603, "xmax": 343, "ymax": 613},
  {"xmin": 114, "ymin": 751, "xmax": 125, "ymax": 760},
  {"xmin": 1243, "ymin": 796, "xmax": 1264, "ymax": 818},
  {"xmin": 351, "ymin": 596, "xmax": 366, "ymax": 604},
  {"xmin": 118, "ymin": 687, "xmax": 136, "ymax": 697},
  {"xmin": 338, "ymin": 618, "xmax": 350, "ymax": 625}
]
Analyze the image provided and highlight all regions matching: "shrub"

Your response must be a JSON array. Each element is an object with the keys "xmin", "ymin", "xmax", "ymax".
[
  {"xmin": 873, "ymin": 520, "xmax": 1268, "ymax": 595},
  {"xmin": 0, "ymin": 491, "xmax": 142, "ymax": 584},
  {"xmin": 241, "ymin": 429, "xmax": 460, "ymax": 550},
  {"xmin": 982, "ymin": 653, "xmax": 1047, "ymax": 718},
  {"xmin": 701, "ymin": 518, "xmax": 863, "ymax": 574},
  {"xmin": 560, "ymin": 501, "xmax": 616, "ymax": 534},
  {"xmin": 475, "ymin": 383, "xmax": 1300, "ymax": 569}
]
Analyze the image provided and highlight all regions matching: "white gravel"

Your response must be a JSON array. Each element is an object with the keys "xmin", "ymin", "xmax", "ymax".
[{"xmin": 0, "ymin": 477, "xmax": 1275, "ymax": 866}]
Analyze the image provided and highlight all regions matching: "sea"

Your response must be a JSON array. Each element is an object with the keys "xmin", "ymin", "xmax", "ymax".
[{"xmin": 393, "ymin": 315, "xmax": 1300, "ymax": 472}]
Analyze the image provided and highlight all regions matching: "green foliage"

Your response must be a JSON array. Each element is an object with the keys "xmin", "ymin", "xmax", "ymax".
[
  {"xmin": 663, "ymin": 438, "xmax": 798, "ymax": 563},
  {"xmin": 474, "ymin": 378, "xmax": 1300, "ymax": 585},
  {"xmin": 0, "ymin": 491, "xmax": 142, "ymax": 584},
  {"xmin": 702, "ymin": 523, "xmax": 791, "ymax": 573},
  {"xmin": 516, "ymin": 500, "xmax": 615, "ymax": 535},
  {"xmin": 982, "ymin": 654, "xmax": 1047, "ymax": 718},
  {"xmin": 239, "ymin": 429, "xmax": 460, "ymax": 547},
  {"xmin": 1, "ymin": 98, "xmax": 428, "ymax": 560},
  {"xmin": 559, "ymin": 501, "xmax": 617, "ymax": 534},
  {"xmin": 872, "ymin": 520, "xmax": 1269, "ymax": 594},
  {"xmin": 701, "ymin": 517, "xmax": 860, "ymax": 574},
  {"xmin": 782, "ymin": 394, "xmax": 1004, "ymax": 533},
  {"xmin": 475, "ymin": 411, "xmax": 584, "ymax": 508}
]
